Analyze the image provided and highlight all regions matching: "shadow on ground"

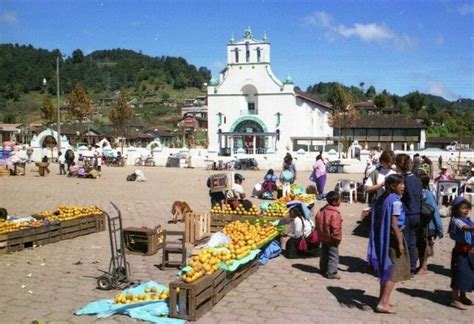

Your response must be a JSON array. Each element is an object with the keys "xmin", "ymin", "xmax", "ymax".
[
  {"xmin": 327, "ymin": 286, "xmax": 377, "ymax": 310},
  {"xmin": 352, "ymin": 218, "xmax": 370, "ymax": 238},
  {"xmin": 292, "ymin": 263, "xmax": 320, "ymax": 274},
  {"xmin": 339, "ymin": 256, "xmax": 375, "ymax": 276},
  {"xmin": 427, "ymin": 264, "xmax": 451, "ymax": 277},
  {"xmin": 396, "ymin": 288, "xmax": 451, "ymax": 306}
]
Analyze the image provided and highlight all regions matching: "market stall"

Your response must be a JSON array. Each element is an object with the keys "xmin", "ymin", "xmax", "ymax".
[{"xmin": 0, "ymin": 205, "xmax": 105, "ymax": 255}]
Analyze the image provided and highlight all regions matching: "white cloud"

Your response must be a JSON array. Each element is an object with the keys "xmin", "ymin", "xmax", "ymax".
[
  {"xmin": 303, "ymin": 11, "xmax": 332, "ymax": 28},
  {"xmin": 337, "ymin": 23, "xmax": 394, "ymax": 41},
  {"xmin": 427, "ymin": 80, "xmax": 457, "ymax": 100},
  {"xmin": 303, "ymin": 11, "xmax": 417, "ymax": 51},
  {"xmin": 457, "ymin": 4, "xmax": 474, "ymax": 15},
  {"xmin": 1, "ymin": 10, "xmax": 17, "ymax": 24}
]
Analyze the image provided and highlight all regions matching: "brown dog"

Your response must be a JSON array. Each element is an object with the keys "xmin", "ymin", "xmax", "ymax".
[{"xmin": 170, "ymin": 201, "xmax": 193, "ymax": 223}]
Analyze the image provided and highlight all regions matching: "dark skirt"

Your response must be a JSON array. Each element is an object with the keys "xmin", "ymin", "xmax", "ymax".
[
  {"xmin": 284, "ymin": 237, "xmax": 319, "ymax": 259},
  {"xmin": 450, "ymin": 249, "xmax": 474, "ymax": 292}
]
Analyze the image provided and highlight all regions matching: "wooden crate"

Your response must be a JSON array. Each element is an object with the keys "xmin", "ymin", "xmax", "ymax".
[
  {"xmin": 95, "ymin": 214, "xmax": 106, "ymax": 231},
  {"xmin": 123, "ymin": 227, "xmax": 164, "ymax": 256},
  {"xmin": 185, "ymin": 213, "xmax": 211, "ymax": 245},
  {"xmin": 169, "ymin": 270, "xmax": 223, "ymax": 321},
  {"xmin": 210, "ymin": 213, "xmax": 278, "ymax": 233},
  {"xmin": 213, "ymin": 258, "xmax": 258, "ymax": 304},
  {"xmin": 0, "ymin": 228, "xmax": 39, "ymax": 255},
  {"xmin": 169, "ymin": 258, "xmax": 259, "ymax": 321}
]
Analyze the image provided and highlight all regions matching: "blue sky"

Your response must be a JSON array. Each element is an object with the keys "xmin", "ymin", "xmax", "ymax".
[{"xmin": 0, "ymin": 0, "xmax": 473, "ymax": 100}]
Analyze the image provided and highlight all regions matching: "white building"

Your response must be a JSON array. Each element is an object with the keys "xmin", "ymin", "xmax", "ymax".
[{"xmin": 207, "ymin": 27, "xmax": 333, "ymax": 156}]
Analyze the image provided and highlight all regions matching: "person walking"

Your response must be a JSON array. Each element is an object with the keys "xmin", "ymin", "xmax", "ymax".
[{"xmin": 312, "ymin": 154, "xmax": 327, "ymax": 200}]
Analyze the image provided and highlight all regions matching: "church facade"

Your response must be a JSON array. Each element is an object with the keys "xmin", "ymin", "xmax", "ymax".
[{"xmin": 207, "ymin": 28, "xmax": 333, "ymax": 156}]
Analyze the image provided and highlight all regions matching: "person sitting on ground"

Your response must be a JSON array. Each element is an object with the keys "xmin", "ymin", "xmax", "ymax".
[
  {"xmin": 434, "ymin": 164, "xmax": 455, "ymax": 183},
  {"xmin": 283, "ymin": 201, "xmax": 318, "ymax": 259},
  {"xmin": 448, "ymin": 197, "xmax": 473, "ymax": 310},
  {"xmin": 260, "ymin": 169, "xmax": 277, "ymax": 199},
  {"xmin": 315, "ymin": 191, "xmax": 343, "ymax": 279},
  {"xmin": 68, "ymin": 162, "xmax": 79, "ymax": 177}
]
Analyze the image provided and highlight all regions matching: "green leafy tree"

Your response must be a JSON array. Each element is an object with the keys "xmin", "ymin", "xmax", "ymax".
[
  {"xmin": 365, "ymin": 85, "xmax": 377, "ymax": 99},
  {"xmin": 40, "ymin": 95, "xmax": 55, "ymax": 125},
  {"xmin": 327, "ymin": 84, "xmax": 358, "ymax": 154},
  {"xmin": 406, "ymin": 91, "xmax": 425, "ymax": 113},
  {"xmin": 374, "ymin": 90, "xmax": 391, "ymax": 108}
]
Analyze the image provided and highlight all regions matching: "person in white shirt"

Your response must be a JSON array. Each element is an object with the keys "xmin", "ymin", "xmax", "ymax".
[
  {"xmin": 283, "ymin": 201, "xmax": 318, "ymax": 259},
  {"xmin": 226, "ymin": 173, "xmax": 246, "ymax": 200},
  {"xmin": 365, "ymin": 150, "xmax": 396, "ymax": 207}
]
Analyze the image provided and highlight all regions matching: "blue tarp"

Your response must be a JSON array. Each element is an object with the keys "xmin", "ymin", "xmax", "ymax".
[{"xmin": 75, "ymin": 281, "xmax": 184, "ymax": 324}]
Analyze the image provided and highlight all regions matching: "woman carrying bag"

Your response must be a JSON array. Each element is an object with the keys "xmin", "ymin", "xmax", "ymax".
[{"xmin": 281, "ymin": 201, "xmax": 319, "ymax": 259}]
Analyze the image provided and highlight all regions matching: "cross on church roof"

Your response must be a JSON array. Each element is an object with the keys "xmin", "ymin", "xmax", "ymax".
[{"xmin": 244, "ymin": 26, "xmax": 253, "ymax": 39}]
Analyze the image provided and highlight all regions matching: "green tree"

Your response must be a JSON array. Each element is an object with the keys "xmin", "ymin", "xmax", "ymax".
[
  {"xmin": 365, "ymin": 85, "xmax": 377, "ymax": 99},
  {"xmin": 406, "ymin": 91, "xmax": 425, "ymax": 113},
  {"xmin": 2, "ymin": 113, "xmax": 16, "ymax": 123},
  {"xmin": 109, "ymin": 89, "xmax": 132, "ymax": 147},
  {"xmin": 40, "ymin": 95, "xmax": 55, "ymax": 125},
  {"xmin": 327, "ymin": 84, "xmax": 358, "ymax": 154},
  {"xmin": 374, "ymin": 90, "xmax": 391, "ymax": 108}
]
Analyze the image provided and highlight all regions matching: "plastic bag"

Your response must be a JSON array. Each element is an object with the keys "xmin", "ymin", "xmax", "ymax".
[{"xmin": 206, "ymin": 232, "xmax": 231, "ymax": 248}]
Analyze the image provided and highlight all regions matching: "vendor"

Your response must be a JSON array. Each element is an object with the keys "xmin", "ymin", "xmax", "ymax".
[
  {"xmin": 260, "ymin": 169, "xmax": 277, "ymax": 198},
  {"xmin": 227, "ymin": 173, "xmax": 253, "ymax": 210},
  {"xmin": 434, "ymin": 163, "xmax": 454, "ymax": 183},
  {"xmin": 282, "ymin": 201, "xmax": 318, "ymax": 259}
]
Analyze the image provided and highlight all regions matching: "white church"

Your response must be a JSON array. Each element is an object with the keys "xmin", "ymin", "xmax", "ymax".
[{"xmin": 207, "ymin": 27, "xmax": 333, "ymax": 156}]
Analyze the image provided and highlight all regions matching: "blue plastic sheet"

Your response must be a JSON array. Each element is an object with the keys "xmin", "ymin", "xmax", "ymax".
[
  {"xmin": 75, "ymin": 281, "xmax": 184, "ymax": 324},
  {"xmin": 258, "ymin": 240, "xmax": 281, "ymax": 265}
]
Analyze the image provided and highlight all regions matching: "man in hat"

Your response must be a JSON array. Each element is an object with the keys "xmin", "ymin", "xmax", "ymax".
[{"xmin": 434, "ymin": 163, "xmax": 454, "ymax": 183}]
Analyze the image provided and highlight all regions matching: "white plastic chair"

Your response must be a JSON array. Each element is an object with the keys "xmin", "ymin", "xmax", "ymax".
[
  {"xmin": 464, "ymin": 182, "xmax": 474, "ymax": 205},
  {"xmin": 338, "ymin": 179, "xmax": 357, "ymax": 204},
  {"xmin": 436, "ymin": 181, "xmax": 460, "ymax": 206}
]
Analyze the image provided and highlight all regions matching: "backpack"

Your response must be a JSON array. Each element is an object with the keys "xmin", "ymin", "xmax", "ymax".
[
  {"xmin": 65, "ymin": 149, "xmax": 75, "ymax": 161},
  {"xmin": 420, "ymin": 192, "xmax": 435, "ymax": 227},
  {"xmin": 366, "ymin": 168, "xmax": 380, "ymax": 204},
  {"xmin": 281, "ymin": 170, "xmax": 294, "ymax": 182}
]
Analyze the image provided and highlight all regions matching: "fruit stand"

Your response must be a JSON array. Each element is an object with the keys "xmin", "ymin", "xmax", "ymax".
[
  {"xmin": 169, "ymin": 220, "xmax": 280, "ymax": 321},
  {"xmin": 0, "ymin": 205, "xmax": 105, "ymax": 255}
]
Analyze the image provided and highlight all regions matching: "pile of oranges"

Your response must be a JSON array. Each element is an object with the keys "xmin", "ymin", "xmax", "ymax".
[
  {"xmin": 183, "ymin": 248, "xmax": 233, "ymax": 283},
  {"xmin": 113, "ymin": 287, "xmax": 169, "ymax": 304}
]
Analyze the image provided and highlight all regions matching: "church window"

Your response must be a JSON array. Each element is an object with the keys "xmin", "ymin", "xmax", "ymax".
[
  {"xmin": 248, "ymin": 103, "xmax": 256, "ymax": 115},
  {"xmin": 256, "ymin": 47, "xmax": 261, "ymax": 62},
  {"xmin": 246, "ymin": 42, "xmax": 250, "ymax": 62},
  {"xmin": 235, "ymin": 48, "xmax": 239, "ymax": 63}
]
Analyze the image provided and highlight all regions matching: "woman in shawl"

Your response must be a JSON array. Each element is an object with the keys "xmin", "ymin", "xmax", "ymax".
[
  {"xmin": 281, "ymin": 201, "xmax": 318, "ymax": 259},
  {"xmin": 367, "ymin": 174, "xmax": 411, "ymax": 314}
]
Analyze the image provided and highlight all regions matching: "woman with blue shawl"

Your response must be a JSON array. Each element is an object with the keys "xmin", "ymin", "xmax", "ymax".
[
  {"xmin": 280, "ymin": 201, "xmax": 318, "ymax": 259},
  {"xmin": 367, "ymin": 174, "xmax": 411, "ymax": 314}
]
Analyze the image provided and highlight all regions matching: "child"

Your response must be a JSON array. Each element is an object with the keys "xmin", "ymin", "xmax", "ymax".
[
  {"xmin": 58, "ymin": 152, "xmax": 66, "ymax": 175},
  {"xmin": 448, "ymin": 196, "xmax": 473, "ymax": 310},
  {"xmin": 279, "ymin": 165, "xmax": 294, "ymax": 197},
  {"xmin": 368, "ymin": 174, "xmax": 411, "ymax": 314},
  {"xmin": 416, "ymin": 173, "xmax": 444, "ymax": 275},
  {"xmin": 315, "ymin": 191, "xmax": 342, "ymax": 279}
]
